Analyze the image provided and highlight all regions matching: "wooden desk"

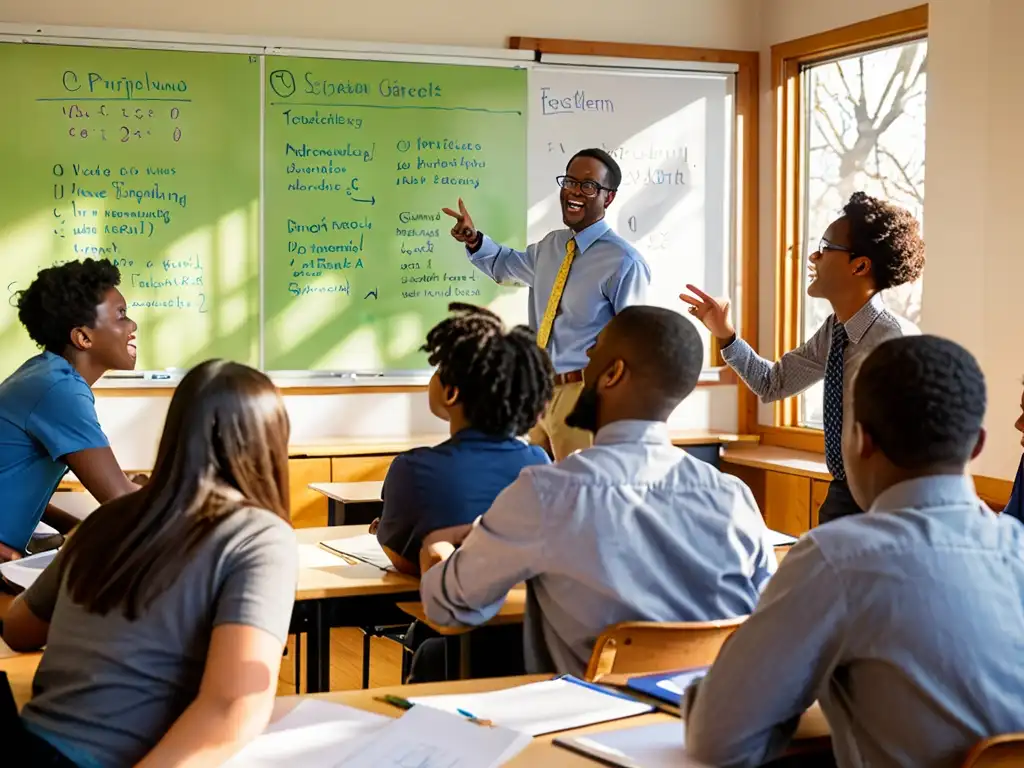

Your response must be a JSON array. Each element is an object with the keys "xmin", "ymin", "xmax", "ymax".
[
  {"xmin": 722, "ymin": 445, "xmax": 831, "ymax": 482},
  {"xmin": 309, "ymin": 481, "xmax": 384, "ymax": 526},
  {"xmin": 274, "ymin": 675, "xmax": 831, "ymax": 766},
  {"xmin": 293, "ymin": 526, "xmax": 419, "ymax": 694}
]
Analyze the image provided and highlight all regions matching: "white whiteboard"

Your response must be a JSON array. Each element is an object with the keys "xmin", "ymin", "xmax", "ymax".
[{"xmin": 527, "ymin": 63, "xmax": 735, "ymax": 364}]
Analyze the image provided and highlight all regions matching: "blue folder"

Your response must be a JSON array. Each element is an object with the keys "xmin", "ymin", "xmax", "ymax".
[{"xmin": 624, "ymin": 665, "xmax": 709, "ymax": 706}]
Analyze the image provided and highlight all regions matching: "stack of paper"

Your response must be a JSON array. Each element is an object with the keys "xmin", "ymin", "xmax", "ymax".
[
  {"xmin": 409, "ymin": 676, "xmax": 654, "ymax": 736},
  {"xmin": 0, "ymin": 549, "xmax": 59, "ymax": 590},
  {"xmin": 320, "ymin": 534, "xmax": 396, "ymax": 571},
  {"xmin": 228, "ymin": 699, "xmax": 530, "ymax": 767},
  {"xmin": 556, "ymin": 721, "xmax": 704, "ymax": 768}
]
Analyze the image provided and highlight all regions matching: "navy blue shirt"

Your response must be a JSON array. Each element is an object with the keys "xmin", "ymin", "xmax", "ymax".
[
  {"xmin": 376, "ymin": 429, "xmax": 549, "ymax": 564},
  {"xmin": 1005, "ymin": 455, "xmax": 1024, "ymax": 523}
]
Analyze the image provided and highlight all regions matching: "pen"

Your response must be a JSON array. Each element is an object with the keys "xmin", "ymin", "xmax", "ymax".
[
  {"xmin": 375, "ymin": 694, "xmax": 413, "ymax": 710},
  {"xmin": 457, "ymin": 708, "xmax": 494, "ymax": 726}
]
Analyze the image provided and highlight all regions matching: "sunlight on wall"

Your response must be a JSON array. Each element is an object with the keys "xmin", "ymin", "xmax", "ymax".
[
  {"xmin": 216, "ymin": 206, "xmax": 252, "ymax": 337},
  {"xmin": 386, "ymin": 312, "xmax": 425, "ymax": 361}
]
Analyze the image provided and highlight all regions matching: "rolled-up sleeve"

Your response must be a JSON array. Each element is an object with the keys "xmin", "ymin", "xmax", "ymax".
[
  {"xmin": 683, "ymin": 537, "xmax": 846, "ymax": 767},
  {"xmin": 420, "ymin": 473, "xmax": 546, "ymax": 628}
]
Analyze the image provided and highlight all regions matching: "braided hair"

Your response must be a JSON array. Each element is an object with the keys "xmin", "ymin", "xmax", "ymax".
[{"xmin": 423, "ymin": 303, "xmax": 554, "ymax": 437}]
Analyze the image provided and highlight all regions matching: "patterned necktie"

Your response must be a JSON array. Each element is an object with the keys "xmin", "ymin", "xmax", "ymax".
[
  {"xmin": 823, "ymin": 319, "xmax": 848, "ymax": 481},
  {"xmin": 536, "ymin": 238, "xmax": 577, "ymax": 351}
]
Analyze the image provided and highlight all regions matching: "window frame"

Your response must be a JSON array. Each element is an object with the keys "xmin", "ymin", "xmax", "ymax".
[{"xmin": 764, "ymin": 6, "xmax": 928, "ymax": 453}]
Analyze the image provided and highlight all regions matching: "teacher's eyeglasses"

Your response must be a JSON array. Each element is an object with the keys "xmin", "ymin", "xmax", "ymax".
[{"xmin": 556, "ymin": 175, "xmax": 613, "ymax": 198}]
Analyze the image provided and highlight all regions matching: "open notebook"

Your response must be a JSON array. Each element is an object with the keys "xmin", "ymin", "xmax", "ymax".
[
  {"xmin": 319, "ymin": 534, "xmax": 396, "ymax": 572},
  {"xmin": 0, "ymin": 548, "xmax": 59, "ymax": 591}
]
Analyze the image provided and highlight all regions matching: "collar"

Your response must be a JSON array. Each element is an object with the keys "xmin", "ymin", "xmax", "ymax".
[
  {"xmin": 41, "ymin": 350, "xmax": 86, "ymax": 382},
  {"xmin": 594, "ymin": 420, "xmax": 671, "ymax": 447},
  {"xmin": 841, "ymin": 293, "xmax": 886, "ymax": 345},
  {"xmin": 869, "ymin": 475, "xmax": 979, "ymax": 514},
  {"xmin": 449, "ymin": 427, "xmax": 514, "ymax": 444},
  {"xmin": 571, "ymin": 218, "xmax": 611, "ymax": 254}
]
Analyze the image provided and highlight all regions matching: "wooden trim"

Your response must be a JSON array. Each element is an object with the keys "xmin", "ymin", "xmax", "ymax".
[
  {"xmin": 758, "ymin": 425, "xmax": 825, "ymax": 453},
  {"xmin": 768, "ymin": 8, "xmax": 928, "ymax": 431},
  {"xmin": 508, "ymin": 37, "xmax": 759, "ymax": 432}
]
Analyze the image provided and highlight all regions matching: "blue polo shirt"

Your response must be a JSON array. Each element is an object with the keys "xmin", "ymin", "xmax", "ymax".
[
  {"xmin": 1005, "ymin": 455, "xmax": 1023, "ymax": 523},
  {"xmin": 0, "ymin": 352, "xmax": 109, "ymax": 551},
  {"xmin": 376, "ymin": 429, "xmax": 549, "ymax": 563}
]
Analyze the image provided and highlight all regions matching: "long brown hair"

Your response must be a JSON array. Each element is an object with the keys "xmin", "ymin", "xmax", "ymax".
[{"xmin": 63, "ymin": 360, "xmax": 291, "ymax": 619}]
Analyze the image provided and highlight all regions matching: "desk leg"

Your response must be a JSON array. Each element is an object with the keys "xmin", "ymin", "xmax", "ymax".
[
  {"xmin": 328, "ymin": 499, "xmax": 341, "ymax": 526},
  {"xmin": 305, "ymin": 601, "xmax": 331, "ymax": 693},
  {"xmin": 361, "ymin": 629, "xmax": 371, "ymax": 689}
]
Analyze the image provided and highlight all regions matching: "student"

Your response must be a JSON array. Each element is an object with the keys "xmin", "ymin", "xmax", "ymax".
[
  {"xmin": 1, "ymin": 360, "xmax": 297, "ymax": 768},
  {"xmin": 683, "ymin": 336, "xmax": 1024, "ymax": 768},
  {"xmin": 681, "ymin": 192, "xmax": 925, "ymax": 524},
  {"xmin": 375, "ymin": 303, "xmax": 553, "ymax": 576},
  {"xmin": 1005, "ymin": 383, "xmax": 1023, "ymax": 521},
  {"xmin": 444, "ymin": 148, "xmax": 650, "ymax": 460},
  {"xmin": 419, "ymin": 306, "xmax": 776, "ymax": 677},
  {"xmin": 0, "ymin": 259, "xmax": 142, "ymax": 562}
]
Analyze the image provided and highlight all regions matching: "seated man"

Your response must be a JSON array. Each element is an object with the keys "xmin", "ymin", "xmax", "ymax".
[
  {"xmin": 419, "ymin": 305, "xmax": 777, "ymax": 677},
  {"xmin": 683, "ymin": 336, "xmax": 1024, "ymax": 768},
  {"xmin": 374, "ymin": 302, "xmax": 553, "ymax": 576},
  {"xmin": 0, "ymin": 259, "xmax": 141, "ymax": 563},
  {"xmin": 1004, "ymin": 382, "xmax": 1023, "ymax": 521}
]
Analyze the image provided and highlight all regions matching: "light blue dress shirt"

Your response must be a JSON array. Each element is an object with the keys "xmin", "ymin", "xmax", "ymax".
[
  {"xmin": 0, "ymin": 352, "xmax": 109, "ymax": 551},
  {"xmin": 468, "ymin": 219, "xmax": 651, "ymax": 373},
  {"xmin": 419, "ymin": 420, "xmax": 777, "ymax": 676},
  {"xmin": 683, "ymin": 475, "xmax": 1024, "ymax": 768}
]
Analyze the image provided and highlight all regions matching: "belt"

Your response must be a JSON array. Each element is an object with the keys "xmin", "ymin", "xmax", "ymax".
[{"xmin": 554, "ymin": 370, "xmax": 584, "ymax": 386}]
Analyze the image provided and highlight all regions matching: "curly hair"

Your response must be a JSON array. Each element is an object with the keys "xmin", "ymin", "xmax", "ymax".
[
  {"xmin": 568, "ymin": 148, "xmax": 622, "ymax": 190},
  {"xmin": 843, "ymin": 192, "xmax": 925, "ymax": 291},
  {"xmin": 423, "ymin": 303, "xmax": 554, "ymax": 437},
  {"xmin": 16, "ymin": 259, "xmax": 122, "ymax": 354},
  {"xmin": 854, "ymin": 335, "xmax": 986, "ymax": 470}
]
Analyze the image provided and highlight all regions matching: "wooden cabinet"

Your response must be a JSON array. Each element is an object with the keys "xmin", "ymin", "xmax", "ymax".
[
  {"xmin": 764, "ymin": 473, "xmax": 812, "ymax": 536},
  {"xmin": 288, "ymin": 458, "xmax": 332, "ymax": 529},
  {"xmin": 330, "ymin": 455, "xmax": 395, "ymax": 482}
]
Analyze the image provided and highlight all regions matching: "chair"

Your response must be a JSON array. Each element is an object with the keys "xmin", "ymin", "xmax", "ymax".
[
  {"xmin": 961, "ymin": 734, "xmax": 1024, "ymax": 767},
  {"xmin": 584, "ymin": 616, "xmax": 747, "ymax": 682}
]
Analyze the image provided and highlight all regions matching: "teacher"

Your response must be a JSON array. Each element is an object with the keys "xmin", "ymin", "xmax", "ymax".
[{"xmin": 443, "ymin": 148, "xmax": 650, "ymax": 460}]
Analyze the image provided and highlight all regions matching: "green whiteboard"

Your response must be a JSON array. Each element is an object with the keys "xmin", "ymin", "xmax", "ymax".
[
  {"xmin": 0, "ymin": 42, "xmax": 260, "ymax": 377},
  {"xmin": 263, "ymin": 55, "xmax": 527, "ymax": 371}
]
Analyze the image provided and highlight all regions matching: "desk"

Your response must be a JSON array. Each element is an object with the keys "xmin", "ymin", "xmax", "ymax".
[
  {"xmin": 274, "ymin": 675, "xmax": 831, "ymax": 766},
  {"xmin": 309, "ymin": 482, "xmax": 383, "ymax": 526},
  {"xmin": 294, "ymin": 526, "xmax": 418, "ymax": 693}
]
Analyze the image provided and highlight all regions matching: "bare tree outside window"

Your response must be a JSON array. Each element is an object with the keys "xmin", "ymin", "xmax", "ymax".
[{"xmin": 799, "ymin": 40, "xmax": 927, "ymax": 428}]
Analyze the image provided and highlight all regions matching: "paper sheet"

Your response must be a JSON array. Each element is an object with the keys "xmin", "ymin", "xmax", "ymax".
[
  {"xmin": 767, "ymin": 528, "xmax": 798, "ymax": 546},
  {"xmin": 298, "ymin": 543, "xmax": 352, "ymax": 569},
  {"xmin": 556, "ymin": 721, "xmax": 699, "ymax": 768},
  {"xmin": 0, "ymin": 549, "xmax": 59, "ymax": 590},
  {"xmin": 343, "ymin": 703, "xmax": 531, "ymax": 768},
  {"xmin": 320, "ymin": 534, "xmax": 396, "ymax": 571},
  {"xmin": 409, "ymin": 677, "xmax": 653, "ymax": 736},
  {"xmin": 225, "ymin": 700, "xmax": 389, "ymax": 766}
]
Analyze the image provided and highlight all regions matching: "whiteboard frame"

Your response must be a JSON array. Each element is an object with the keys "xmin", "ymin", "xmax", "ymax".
[{"xmin": 0, "ymin": 24, "xmax": 739, "ymax": 389}]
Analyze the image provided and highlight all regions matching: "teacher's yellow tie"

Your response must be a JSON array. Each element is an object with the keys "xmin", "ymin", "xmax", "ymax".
[{"xmin": 536, "ymin": 237, "xmax": 577, "ymax": 351}]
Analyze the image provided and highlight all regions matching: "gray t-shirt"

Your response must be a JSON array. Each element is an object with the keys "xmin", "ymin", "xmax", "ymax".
[{"xmin": 19, "ymin": 506, "xmax": 297, "ymax": 767}]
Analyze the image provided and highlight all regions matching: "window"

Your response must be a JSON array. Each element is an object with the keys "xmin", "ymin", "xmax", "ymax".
[
  {"xmin": 798, "ymin": 40, "xmax": 927, "ymax": 428},
  {"xmin": 769, "ymin": 6, "xmax": 928, "ymax": 447}
]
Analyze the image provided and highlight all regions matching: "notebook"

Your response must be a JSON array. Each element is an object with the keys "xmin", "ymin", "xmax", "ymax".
[
  {"xmin": 625, "ymin": 666, "xmax": 709, "ymax": 707},
  {"xmin": 767, "ymin": 529, "xmax": 798, "ymax": 546},
  {"xmin": 408, "ymin": 675, "xmax": 654, "ymax": 736},
  {"xmin": 555, "ymin": 721, "xmax": 704, "ymax": 767},
  {"xmin": 0, "ymin": 548, "xmax": 59, "ymax": 590},
  {"xmin": 320, "ymin": 534, "xmax": 396, "ymax": 572}
]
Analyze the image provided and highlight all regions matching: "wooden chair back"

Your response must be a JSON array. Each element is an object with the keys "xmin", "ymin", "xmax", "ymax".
[
  {"xmin": 961, "ymin": 735, "xmax": 1024, "ymax": 767},
  {"xmin": 584, "ymin": 616, "xmax": 747, "ymax": 682}
]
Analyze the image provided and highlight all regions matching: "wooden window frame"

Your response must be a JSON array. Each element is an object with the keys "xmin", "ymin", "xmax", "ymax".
[{"xmin": 763, "ymin": 6, "xmax": 929, "ymax": 453}]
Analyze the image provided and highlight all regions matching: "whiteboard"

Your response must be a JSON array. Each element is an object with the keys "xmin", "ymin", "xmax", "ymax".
[{"xmin": 527, "ymin": 63, "xmax": 735, "ymax": 365}]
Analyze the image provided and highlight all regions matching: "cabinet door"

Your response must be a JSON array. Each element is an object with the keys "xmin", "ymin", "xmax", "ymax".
[
  {"xmin": 331, "ymin": 455, "xmax": 396, "ymax": 482},
  {"xmin": 764, "ymin": 472, "xmax": 812, "ymax": 536},
  {"xmin": 288, "ymin": 458, "xmax": 331, "ymax": 529}
]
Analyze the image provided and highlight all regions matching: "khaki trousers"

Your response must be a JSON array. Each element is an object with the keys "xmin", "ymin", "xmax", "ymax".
[{"xmin": 528, "ymin": 381, "xmax": 593, "ymax": 461}]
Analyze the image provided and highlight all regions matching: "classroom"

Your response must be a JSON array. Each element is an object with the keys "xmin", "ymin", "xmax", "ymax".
[{"xmin": 0, "ymin": 0, "xmax": 1021, "ymax": 765}]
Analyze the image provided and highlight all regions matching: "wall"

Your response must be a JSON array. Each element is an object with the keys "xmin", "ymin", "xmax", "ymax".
[
  {"xmin": 0, "ymin": 1, "xmax": 759, "ymax": 467},
  {"xmin": 759, "ymin": 0, "xmax": 1023, "ymax": 480}
]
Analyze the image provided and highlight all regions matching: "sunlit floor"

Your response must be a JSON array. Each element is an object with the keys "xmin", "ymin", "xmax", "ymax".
[{"xmin": 277, "ymin": 628, "xmax": 405, "ymax": 695}]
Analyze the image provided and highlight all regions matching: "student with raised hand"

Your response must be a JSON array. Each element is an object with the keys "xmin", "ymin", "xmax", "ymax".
[
  {"xmin": 443, "ymin": 148, "xmax": 650, "ymax": 460},
  {"xmin": 681, "ymin": 192, "xmax": 925, "ymax": 524},
  {"xmin": 683, "ymin": 336, "xmax": 1024, "ymax": 768},
  {"xmin": 1004, "ymin": 383, "xmax": 1024, "ymax": 521},
  {"xmin": 0, "ymin": 259, "xmax": 142, "ymax": 562},
  {"xmin": 374, "ymin": 302, "xmax": 554, "ymax": 576},
  {"xmin": 2, "ymin": 360, "xmax": 298, "ymax": 768},
  {"xmin": 418, "ymin": 306, "xmax": 776, "ymax": 677}
]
